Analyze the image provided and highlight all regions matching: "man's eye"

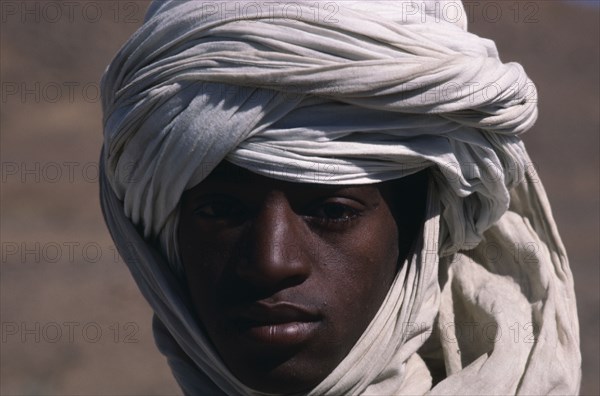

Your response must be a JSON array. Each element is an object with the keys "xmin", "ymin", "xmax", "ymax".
[
  {"xmin": 194, "ymin": 200, "xmax": 244, "ymax": 218},
  {"xmin": 310, "ymin": 202, "xmax": 360, "ymax": 224}
]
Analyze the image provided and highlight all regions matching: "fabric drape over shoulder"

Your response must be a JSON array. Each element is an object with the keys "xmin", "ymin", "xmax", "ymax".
[{"xmin": 100, "ymin": 1, "xmax": 581, "ymax": 394}]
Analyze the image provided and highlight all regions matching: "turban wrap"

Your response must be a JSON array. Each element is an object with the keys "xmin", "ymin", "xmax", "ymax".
[{"xmin": 99, "ymin": 1, "xmax": 581, "ymax": 394}]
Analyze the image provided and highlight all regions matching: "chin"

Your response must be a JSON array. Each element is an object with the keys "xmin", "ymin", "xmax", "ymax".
[{"xmin": 225, "ymin": 348, "xmax": 334, "ymax": 394}]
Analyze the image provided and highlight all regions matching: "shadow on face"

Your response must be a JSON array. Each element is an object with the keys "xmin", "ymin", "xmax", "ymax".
[{"xmin": 177, "ymin": 161, "xmax": 428, "ymax": 393}]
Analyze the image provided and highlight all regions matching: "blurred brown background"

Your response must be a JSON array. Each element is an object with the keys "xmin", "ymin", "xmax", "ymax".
[{"xmin": 1, "ymin": 1, "xmax": 598, "ymax": 395}]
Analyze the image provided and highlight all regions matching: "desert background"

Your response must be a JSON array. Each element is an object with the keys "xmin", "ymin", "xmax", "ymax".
[{"xmin": 1, "ymin": 1, "xmax": 598, "ymax": 395}]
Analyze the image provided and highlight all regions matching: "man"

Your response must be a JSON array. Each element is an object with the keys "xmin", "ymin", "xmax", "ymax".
[{"xmin": 100, "ymin": 1, "xmax": 581, "ymax": 394}]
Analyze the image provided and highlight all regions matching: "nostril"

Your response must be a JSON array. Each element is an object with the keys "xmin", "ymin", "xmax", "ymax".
[{"xmin": 219, "ymin": 271, "xmax": 310, "ymax": 306}]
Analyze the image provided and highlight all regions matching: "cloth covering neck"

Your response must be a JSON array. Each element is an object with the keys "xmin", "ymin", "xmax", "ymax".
[{"xmin": 99, "ymin": 1, "xmax": 581, "ymax": 394}]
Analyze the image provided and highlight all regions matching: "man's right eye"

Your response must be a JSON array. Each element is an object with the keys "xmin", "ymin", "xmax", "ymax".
[{"xmin": 194, "ymin": 200, "xmax": 245, "ymax": 219}]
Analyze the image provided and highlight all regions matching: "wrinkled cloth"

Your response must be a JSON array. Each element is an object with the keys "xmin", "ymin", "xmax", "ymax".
[{"xmin": 99, "ymin": 1, "xmax": 581, "ymax": 395}]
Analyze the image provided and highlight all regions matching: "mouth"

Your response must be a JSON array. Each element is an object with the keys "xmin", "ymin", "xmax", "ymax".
[{"xmin": 228, "ymin": 302, "xmax": 322, "ymax": 347}]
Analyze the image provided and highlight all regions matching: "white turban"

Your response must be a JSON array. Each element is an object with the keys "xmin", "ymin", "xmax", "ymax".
[{"xmin": 99, "ymin": 1, "xmax": 580, "ymax": 394}]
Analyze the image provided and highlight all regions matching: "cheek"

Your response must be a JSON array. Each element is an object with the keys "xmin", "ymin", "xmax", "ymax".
[
  {"xmin": 317, "ymin": 216, "xmax": 400, "ymax": 323},
  {"xmin": 178, "ymin": 220, "xmax": 240, "ymax": 305},
  {"xmin": 335, "ymin": 216, "xmax": 399, "ymax": 280}
]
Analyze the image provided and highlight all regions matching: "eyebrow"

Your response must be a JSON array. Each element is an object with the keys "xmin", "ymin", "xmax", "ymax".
[{"xmin": 204, "ymin": 164, "xmax": 256, "ymax": 182}]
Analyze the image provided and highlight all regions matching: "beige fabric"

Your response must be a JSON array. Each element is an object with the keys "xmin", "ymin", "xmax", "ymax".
[{"xmin": 430, "ymin": 164, "xmax": 580, "ymax": 395}]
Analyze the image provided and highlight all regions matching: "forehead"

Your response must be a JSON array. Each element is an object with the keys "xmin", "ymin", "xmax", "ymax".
[
  {"xmin": 181, "ymin": 161, "xmax": 429, "ymax": 216},
  {"xmin": 187, "ymin": 161, "xmax": 383, "ymax": 196}
]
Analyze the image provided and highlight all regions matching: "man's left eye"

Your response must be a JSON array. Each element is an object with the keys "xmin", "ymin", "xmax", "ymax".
[{"xmin": 309, "ymin": 202, "xmax": 360, "ymax": 224}]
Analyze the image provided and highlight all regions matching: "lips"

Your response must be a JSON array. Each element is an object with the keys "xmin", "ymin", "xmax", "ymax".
[{"xmin": 228, "ymin": 302, "xmax": 322, "ymax": 347}]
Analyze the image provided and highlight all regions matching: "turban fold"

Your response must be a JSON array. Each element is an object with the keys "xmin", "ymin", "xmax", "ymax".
[{"xmin": 100, "ymin": 1, "xmax": 580, "ymax": 394}]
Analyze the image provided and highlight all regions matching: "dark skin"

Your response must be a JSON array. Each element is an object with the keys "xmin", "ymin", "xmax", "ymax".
[{"xmin": 178, "ymin": 162, "xmax": 428, "ymax": 393}]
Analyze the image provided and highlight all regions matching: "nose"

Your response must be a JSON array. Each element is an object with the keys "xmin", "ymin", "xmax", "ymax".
[{"xmin": 236, "ymin": 191, "xmax": 312, "ymax": 293}]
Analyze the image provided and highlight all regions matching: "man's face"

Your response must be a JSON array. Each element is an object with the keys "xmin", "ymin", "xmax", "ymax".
[{"xmin": 178, "ymin": 162, "xmax": 427, "ymax": 393}]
